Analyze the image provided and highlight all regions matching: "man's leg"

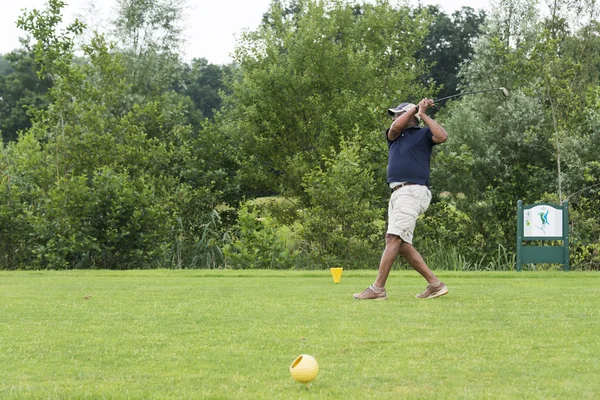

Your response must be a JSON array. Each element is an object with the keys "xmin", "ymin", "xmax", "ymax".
[
  {"xmin": 353, "ymin": 234, "xmax": 401, "ymax": 300},
  {"xmin": 397, "ymin": 241, "xmax": 439, "ymax": 284},
  {"xmin": 398, "ymin": 241, "xmax": 448, "ymax": 298},
  {"xmin": 373, "ymin": 234, "xmax": 402, "ymax": 288}
]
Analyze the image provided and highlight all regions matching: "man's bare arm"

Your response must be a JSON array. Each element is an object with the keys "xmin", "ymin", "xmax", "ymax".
[
  {"xmin": 417, "ymin": 99, "xmax": 448, "ymax": 144},
  {"xmin": 387, "ymin": 106, "xmax": 418, "ymax": 141}
]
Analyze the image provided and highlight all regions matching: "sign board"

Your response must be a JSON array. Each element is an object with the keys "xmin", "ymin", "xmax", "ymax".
[
  {"xmin": 524, "ymin": 205, "xmax": 563, "ymax": 238},
  {"xmin": 517, "ymin": 200, "xmax": 569, "ymax": 271}
]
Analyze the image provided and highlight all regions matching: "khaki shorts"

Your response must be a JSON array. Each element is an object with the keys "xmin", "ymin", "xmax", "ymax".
[{"xmin": 387, "ymin": 185, "xmax": 432, "ymax": 244}]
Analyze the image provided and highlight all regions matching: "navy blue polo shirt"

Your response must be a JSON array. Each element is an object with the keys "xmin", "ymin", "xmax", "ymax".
[{"xmin": 386, "ymin": 126, "xmax": 438, "ymax": 187}]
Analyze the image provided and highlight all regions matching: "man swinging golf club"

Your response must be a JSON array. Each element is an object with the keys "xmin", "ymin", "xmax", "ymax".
[{"xmin": 354, "ymin": 98, "xmax": 449, "ymax": 300}]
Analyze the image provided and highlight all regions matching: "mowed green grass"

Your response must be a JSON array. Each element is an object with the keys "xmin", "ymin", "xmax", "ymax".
[{"xmin": 1, "ymin": 270, "xmax": 599, "ymax": 399}]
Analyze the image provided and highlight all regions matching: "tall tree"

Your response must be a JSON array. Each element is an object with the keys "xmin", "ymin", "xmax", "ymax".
[
  {"xmin": 173, "ymin": 58, "xmax": 233, "ymax": 126},
  {"xmin": 224, "ymin": 0, "xmax": 433, "ymax": 197},
  {"xmin": 111, "ymin": 0, "xmax": 186, "ymax": 96},
  {"xmin": 0, "ymin": 55, "xmax": 13, "ymax": 75},
  {"xmin": 0, "ymin": 48, "xmax": 52, "ymax": 143},
  {"xmin": 429, "ymin": 0, "xmax": 600, "ymax": 267},
  {"xmin": 1, "ymin": 0, "xmax": 227, "ymax": 269},
  {"xmin": 416, "ymin": 6, "xmax": 486, "ymax": 103}
]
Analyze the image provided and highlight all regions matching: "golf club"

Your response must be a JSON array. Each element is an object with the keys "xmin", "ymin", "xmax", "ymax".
[
  {"xmin": 390, "ymin": 87, "xmax": 509, "ymax": 116},
  {"xmin": 433, "ymin": 87, "xmax": 509, "ymax": 103}
]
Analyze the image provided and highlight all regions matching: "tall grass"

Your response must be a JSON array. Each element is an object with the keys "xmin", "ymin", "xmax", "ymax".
[
  {"xmin": 167, "ymin": 210, "xmax": 228, "ymax": 269},
  {"xmin": 417, "ymin": 241, "xmax": 516, "ymax": 271}
]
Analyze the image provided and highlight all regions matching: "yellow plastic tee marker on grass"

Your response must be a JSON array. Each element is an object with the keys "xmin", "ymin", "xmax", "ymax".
[{"xmin": 330, "ymin": 267, "xmax": 343, "ymax": 283}]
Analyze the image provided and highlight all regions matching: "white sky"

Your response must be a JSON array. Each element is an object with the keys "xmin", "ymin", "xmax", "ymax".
[{"xmin": 0, "ymin": 0, "xmax": 490, "ymax": 65}]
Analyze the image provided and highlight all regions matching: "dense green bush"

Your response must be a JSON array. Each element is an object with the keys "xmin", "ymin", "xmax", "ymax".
[
  {"xmin": 223, "ymin": 203, "xmax": 300, "ymax": 269},
  {"xmin": 297, "ymin": 136, "xmax": 385, "ymax": 269}
]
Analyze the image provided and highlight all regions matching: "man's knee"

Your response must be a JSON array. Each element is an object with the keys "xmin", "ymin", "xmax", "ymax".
[{"xmin": 385, "ymin": 234, "xmax": 402, "ymax": 248}]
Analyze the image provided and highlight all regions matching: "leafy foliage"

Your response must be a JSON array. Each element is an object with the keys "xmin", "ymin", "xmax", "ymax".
[
  {"xmin": 0, "ymin": 0, "xmax": 226, "ymax": 269},
  {"xmin": 174, "ymin": 58, "xmax": 233, "ymax": 123},
  {"xmin": 299, "ymin": 135, "xmax": 384, "ymax": 268},
  {"xmin": 0, "ymin": 49, "xmax": 52, "ymax": 143},
  {"xmin": 111, "ymin": 0, "xmax": 185, "ymax": 97},
  {"xmin": 223, "ymin": 203, "xmax": 299, "ymax": 269},
  {"xmin": 416, "ymin": 5, "xmax": 486, "ymax": 104},
  {"xmin": 2, "ymin": 0, "xmax": 599, "ymax": 270},
  {"xmin": 226, "ymin": 0, "xmax": 433, "ymax": 196},
  {"xmin": 430, "ymin": 0, "xmax": 600, "ymax": 269}
]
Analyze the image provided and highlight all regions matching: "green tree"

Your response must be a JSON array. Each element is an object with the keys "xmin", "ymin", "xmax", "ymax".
[
  {"xmin": 416, "ymin": 6, "xmax": 486, "ymax": 104},
  {"xmin": 429, "ymin": 0, "xmax": 600, "ymax": 268},
  {"xmin": 0, "ymin": 0, "xmax": 226, "ymax": 269},
  {"xmin": 173, "ymin": 58, "xmax": 233, "ymax": 127},
  {"xmin": 299, "ymin": 135, "xmax": 384, "ymax": 267},
  {"xmin": 211, "ymin": 0, "xmax": 440, "ymax": 268},
  {"xmin": 111, "ymin": 0, "xmax": 185, "ymax": 96},
  {"xmin": 0, "ymin": 48, "xmax": 52, "ymax": 143},
  {"xmin": 225, "ymin": 0, "xmax": 433, "ymax": 197},
  {"xmin": 0, "ymin": 55, "xmax": 13, "ymax": 75}
]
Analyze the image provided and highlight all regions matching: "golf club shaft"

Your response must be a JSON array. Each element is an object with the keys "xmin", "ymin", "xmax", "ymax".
[
  {"xmin": 433, "ymin": 88, "xmax": 506, "ymax": 103},
  {"xmin": 410, "ymin": 87, "xmax": 507, "ymax": 113}
]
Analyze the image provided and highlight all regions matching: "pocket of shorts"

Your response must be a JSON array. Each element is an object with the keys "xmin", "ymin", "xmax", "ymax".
[
  {"xmin": 409, "ymin": 185, "xmax": 429, "ymax": 199},
  {"xmin": 412, "ymin": 186, "xmax": 431, "ymax": 212}
]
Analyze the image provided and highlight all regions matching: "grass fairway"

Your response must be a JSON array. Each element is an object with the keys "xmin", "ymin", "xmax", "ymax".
[{"xmin": 1, "ymin": 270, "xmax": 599, "ymax": 399}]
